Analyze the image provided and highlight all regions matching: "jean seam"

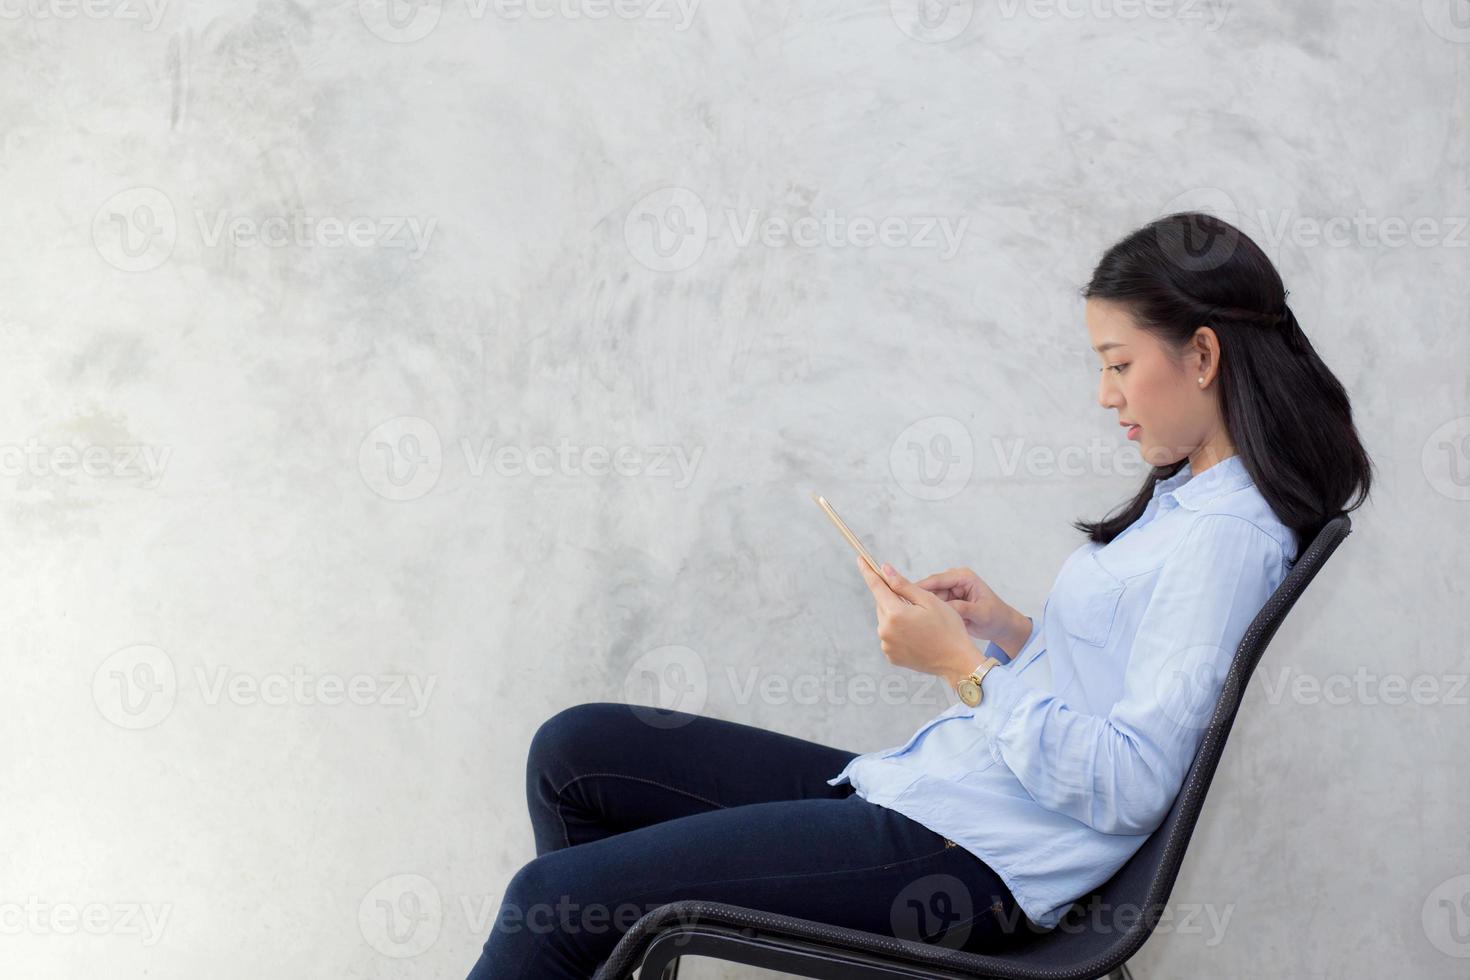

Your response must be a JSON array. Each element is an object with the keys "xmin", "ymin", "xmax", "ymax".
[
  {"xmin": 612, "ymin": 841, "xmax": 956, "ymax": 911},
  {"xmin": 937, "ymin": 900, "xmax": 1007, "ymax": 942},
  {"xmin": 553, "ymin": 771, "xmax": 729, "ymax": 849}
]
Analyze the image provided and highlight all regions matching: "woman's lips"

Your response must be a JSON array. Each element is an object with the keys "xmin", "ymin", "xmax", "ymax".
[{"xmin": 1126, "ymin": 424, "xmax": 1141, "ymax": 441}]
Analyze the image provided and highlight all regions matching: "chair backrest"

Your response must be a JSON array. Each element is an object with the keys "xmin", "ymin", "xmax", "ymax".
[
  {"xmin": 993, "ymin": 513, "xmax": 1353, "ymax": 969},
  {"xmin": 596, "ymin": 515, "xmax": 1355, "ymax": 980}
]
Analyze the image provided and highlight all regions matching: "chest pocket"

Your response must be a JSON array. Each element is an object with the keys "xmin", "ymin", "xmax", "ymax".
[{"xmin": 1058, "ymin": 551, "xmax": 1127, "ymax": 648}]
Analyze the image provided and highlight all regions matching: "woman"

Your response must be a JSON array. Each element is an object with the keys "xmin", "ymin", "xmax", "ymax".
[{"xmin": 464, "ymin": 212, "xmax": 1374, "ymax": 979}]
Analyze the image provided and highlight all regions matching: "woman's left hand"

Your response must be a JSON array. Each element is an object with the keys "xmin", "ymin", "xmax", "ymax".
[{"xmin": 855, "ymin": 556, "xmax": 979, "ymax": 687}]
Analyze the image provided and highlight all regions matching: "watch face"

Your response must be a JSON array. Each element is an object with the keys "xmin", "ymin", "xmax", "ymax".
[{"xmin": 958, "ymin": 679, "xmax": 981, "ymax": 706}]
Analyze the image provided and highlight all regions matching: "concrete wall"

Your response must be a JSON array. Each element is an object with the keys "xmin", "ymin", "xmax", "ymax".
[{"xmin": 3, "ymin": 1, "xmax": 1467, "ymax": 977}]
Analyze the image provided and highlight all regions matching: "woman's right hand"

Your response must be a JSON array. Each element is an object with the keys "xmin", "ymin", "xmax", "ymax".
[{"xmin": 915, "ymin": 567, "xmax": 1018, "ymax": 643}]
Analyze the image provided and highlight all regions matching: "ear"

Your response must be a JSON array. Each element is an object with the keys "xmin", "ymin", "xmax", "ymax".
[{"xmin": 1192, "ymin": 325, "xmax": 1221, "ymax": 380}]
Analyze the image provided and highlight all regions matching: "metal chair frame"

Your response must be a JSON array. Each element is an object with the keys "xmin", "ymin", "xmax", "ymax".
[{"xmin": 595, "ymin": 515, "xmax": 1352, "ymax": 980}]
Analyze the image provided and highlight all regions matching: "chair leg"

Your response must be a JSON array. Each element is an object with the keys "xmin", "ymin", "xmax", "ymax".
[{"xmin": 1106, "ymin": 964, "xmax": 1135, "ymax": 980}]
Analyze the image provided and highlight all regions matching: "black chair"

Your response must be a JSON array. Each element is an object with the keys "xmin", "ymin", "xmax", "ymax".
[{"xmin": 595, "ymin": 514, "xmax": 1353, "ymax": 980}]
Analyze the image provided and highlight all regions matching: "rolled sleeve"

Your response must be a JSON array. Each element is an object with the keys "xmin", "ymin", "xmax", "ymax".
[
  {"xmin": 976, "ymin": 662, "xmax": 1031, "ymax": 765},
  {"xmin": 969, "ymin": 514, "xmax": 1285, "ymax": 835}
]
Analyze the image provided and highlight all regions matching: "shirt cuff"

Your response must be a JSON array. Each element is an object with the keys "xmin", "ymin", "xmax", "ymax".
[{"xmin": 976, "ymin": 658, "xmax": 1030, "ymax": 765}]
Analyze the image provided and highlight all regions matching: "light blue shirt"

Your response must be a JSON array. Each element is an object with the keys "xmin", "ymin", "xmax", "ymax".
[{"xmin": 828, "ymin": 454, "xmax": 1298, "ymax": 929}]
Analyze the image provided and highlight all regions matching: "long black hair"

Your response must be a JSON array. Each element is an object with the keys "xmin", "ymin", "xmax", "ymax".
[{"xmin": 1072, "ymin": 211, "xmax": 1374, "ymax": 555}]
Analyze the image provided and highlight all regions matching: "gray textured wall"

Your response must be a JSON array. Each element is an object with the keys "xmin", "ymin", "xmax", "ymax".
[{"xmin": 4, "ymin": 1, "xmax": 1468, "ymax": 977}]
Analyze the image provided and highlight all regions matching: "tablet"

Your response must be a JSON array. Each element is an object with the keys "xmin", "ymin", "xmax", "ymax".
[{"xmin": 810, "ymin": 492, "xmax": 885, "ymax": 579}]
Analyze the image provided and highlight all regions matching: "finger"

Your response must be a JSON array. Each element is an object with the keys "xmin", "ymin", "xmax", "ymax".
[
  {"xmin": 855, "ymin": 553, "xmax": 886, "ymax": 595},
  {"xmin": 916, "ymin": 568, "xmax": 966, "ymax": 593},
  {"xmin": 857, "ymin": 556, "xmax": 905, "ymax": 612},
  {"xmin": 879, "ymin": 563, "xmax": 928, "ymax": 607},
  {"xmin": 945, "ymin": 598, "xmax": 977, "ymax": 619},
  {"xmin": 915, "ymin": 579, "xmax": 955, "ymax": 600}
]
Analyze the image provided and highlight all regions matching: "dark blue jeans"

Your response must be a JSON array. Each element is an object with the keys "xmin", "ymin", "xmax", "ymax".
[{"xmin": 464, "ymin": 701, "xmax": 1023, "ymax": 979}]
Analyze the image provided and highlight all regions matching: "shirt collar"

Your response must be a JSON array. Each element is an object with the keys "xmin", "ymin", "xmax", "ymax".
[{"xmin": 1151, "ymin": 453, "xmax": 1253, "ymax": 511}]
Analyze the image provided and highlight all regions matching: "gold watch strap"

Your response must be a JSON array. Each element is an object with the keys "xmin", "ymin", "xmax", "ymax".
[
  {"xmin": 956, "ymin": 655, "xmax": 1002, "ymax": 707},
  {"xmin": 972, "ymin": 655, "xmax": 1001, "ymax": 683}
]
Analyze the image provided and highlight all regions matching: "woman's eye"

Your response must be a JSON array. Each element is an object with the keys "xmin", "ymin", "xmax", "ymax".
[{"xmin": 1108, "ymin": 364, "xmax": 1128, "ymax": 374}]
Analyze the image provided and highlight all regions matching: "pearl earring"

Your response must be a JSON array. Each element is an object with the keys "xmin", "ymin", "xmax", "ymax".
[{"xmin": 1198, "ymin": 377, "xmax": 1204, "ymax": 385}]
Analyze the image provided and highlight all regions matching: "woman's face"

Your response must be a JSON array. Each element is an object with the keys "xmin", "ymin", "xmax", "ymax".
[{"xmin": 1085, "ymin": 297, "xmax": 1224, "ymax": 469}]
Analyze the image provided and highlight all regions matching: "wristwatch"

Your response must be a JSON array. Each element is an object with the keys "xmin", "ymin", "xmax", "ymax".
[{"xmin": 955, "ymin": 656, "xmax": 1002, "ymax": 707}]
